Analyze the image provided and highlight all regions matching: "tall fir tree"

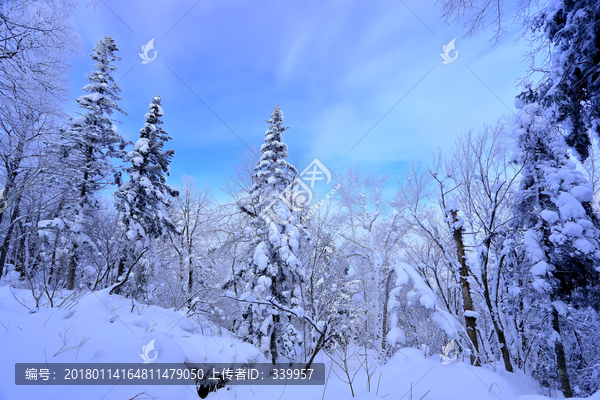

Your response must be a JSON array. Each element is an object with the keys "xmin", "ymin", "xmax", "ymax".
[
  {"xmin": 235, "ymin": 105, "xmax": 305, "ymax": 363},
  {"xmin": 41, "ymin": 35, "xmax": 127, "ymax": 290},
  {"xmin": 535, "ymin": 0, "xmax": 600, "ymax": 161},
  {"xmin": 512, "ymin": 93, "xmax": 600, "ymax": 397},
  {"xmin": 114, "ymin": 95, "xmax": 178, "ymax": 297}
]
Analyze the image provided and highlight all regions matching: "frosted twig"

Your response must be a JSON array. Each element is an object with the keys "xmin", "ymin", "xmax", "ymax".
[
  {"xmin": 52, "ymin": 326, "xmax": 89, "ymax": 358},
  {"xmin": 9, "ymin": 287, "xmax": 31, "ymax": 310},
  {"xmin": 43, "ymin": 312, "xmax": 55, "ymax": 326},
  {"xmin": 321, "ymin": 362, "xmax": 333, "ymax": 400},
  {"xmin": 277, "ymin": 378, "xmax": 288, "ymax": 400}
]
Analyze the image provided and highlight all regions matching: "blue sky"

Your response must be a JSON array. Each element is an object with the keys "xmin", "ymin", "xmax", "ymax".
[{"xmin": 68, "ymin": 0, "xmax": 530, "ymax": 201}]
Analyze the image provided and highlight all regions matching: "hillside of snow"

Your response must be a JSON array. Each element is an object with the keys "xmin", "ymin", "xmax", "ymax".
[
  {"xmin": 0, "ymin": 286, "xmax": 598, "ymax": 400},
  {"xmin": 0, "ymin": 286, "xmax": 262, "ymax": 400}
]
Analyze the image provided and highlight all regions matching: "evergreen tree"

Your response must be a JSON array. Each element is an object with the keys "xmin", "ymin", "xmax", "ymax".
[
  {"xmin": 235, "ymin": 105, "xmax": 305, "ymax": 363},
  {"xmin": 42, "ymin": 35, "xmax": 127, "ymax": 290},
  {"xmin": 250, "ymin": 104, "xmax": 297, "ymax": 206},
  {"xmin": 114, "ymin": 95, "xmax": 178, "ymax": 297},
  {"xmin": 535, "ymin": 0, "xmax": 600, "ymax": 161},
  {"xmin": 512, "ymin": 93, "xmax": 600, "ymax": 397}
]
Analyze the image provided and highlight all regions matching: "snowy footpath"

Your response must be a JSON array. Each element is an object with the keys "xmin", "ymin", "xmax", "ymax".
[{"xmin": 1, "ymin": 286, "xmax": 598, "ymax": 400}]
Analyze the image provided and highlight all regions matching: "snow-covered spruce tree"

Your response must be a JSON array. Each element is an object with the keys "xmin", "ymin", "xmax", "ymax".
[
  {"xmin": 534, "ymin": 0, "xmax": 600, "ymax": 161},
  {"xmin": 113, "ymin": 95, "xmax": 178, "ymax": 298},
  {"xmin": 40, "ymin": 36, "xmax": 127, "ymax": 290},
  {"xmin": 512, "ymin": 94, "xmax": 600, "ymax": 397},
  {"xmin": 435, "ymin": 0, "xmax": 600, "ymax": 161},
  {"xmin": 234, "ymin": 105, "xmax": 305, "ymax": 363}
]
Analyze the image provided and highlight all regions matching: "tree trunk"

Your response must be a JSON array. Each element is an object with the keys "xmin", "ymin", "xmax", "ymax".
[
  {"xmin": 0, "ymin": 191, "xmax": 22, "ymax": 278},
  {"xmin": 450, "ymin": 210, "xmax": 480, "ymax": 366},
  {"xmin": 187, "ymin": 240, "xmax": 194, "ymax": 296},
  {"xmin": 187, "ymin": 263, "xmax": 194, "ymax": 307},
  {"xmin": 492, "ymin": 313, "xmax": 513, "ymax": 372},
  {"xmin": 0, "ymin": 137, "xmax": 24, "ymax": 228},
  {"xmin": 304, "ymin": 325, "xmax": 327, "ymax": 370},
  {"xmin": 112, "ymin": 256, "xmax": 125, "ymax": 295},
  {"xmin": 551, "ymin": 308, "xmax": 573, "ymax": 398},
  {"xmin": 381, "ymin": 268, "xmax": 393, "ymax": 353},
  {"xmin": 481, "ymin": 249, "xmax": 513, "ymax": 372},
  {"xmin": 178, "ymin": 251, "xmax": 185, "ymax": 288},
  {"xmin": 14, "ymin": 221, "xmax": 27, "ymax": 279},
  {"xmin": 66, "ymin": 244, "xmax": 78, "ymax": 290},
  {"xmin": 0, "ymin": 170, "xmax": 28, "ymax": 279},
  {"xmin": 66, "ymin": 146, "xmax": 93, "ymax": 290},
  {"xmin": 270, "ymin": 314, "xmax": 280, "ymax": 364}
]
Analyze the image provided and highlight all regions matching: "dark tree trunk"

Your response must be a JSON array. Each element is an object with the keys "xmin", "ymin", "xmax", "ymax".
[
  {"xmin": 0, "ymin": 192, "xmax": 22, "ymax": 278},
  {"xmin": 551, "ymin": 308, "xmax": 573, "ymax": 398},
  {"xmin": 381, "ymin": 268, "xmax": 393, "ymax": 353},
  {"xmin": 112, "ymin": 256, "xmax": 126, "ymax": 295},
  {"xmin": 450, "ymin": 210, "xmax": 480, "ymax": 366},
  {"xmin": 14, "ymin": 220, "xmax": 27, "ymax": 279},
  {"xmin": 0, "ymin": 170, "xmax": 29, "ymax": 278},
  {"xmin": 481, "ymin": 249, "xmax": 513, "ymax": 372},
  {"xmin": 270, "ymin": 314, "xmax": 280, "ymax": 364},
  {"xmin": 66, "ymin": 244, "xmax": 78, "ymax": 290},
  {"xmin": 188, "ymin": 265, "xmax": 193, "ymax": 306}
]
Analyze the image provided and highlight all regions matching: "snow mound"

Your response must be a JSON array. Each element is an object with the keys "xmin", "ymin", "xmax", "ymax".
[
  {"xmin": 1, "ymin": 287, "xmax": 597, "ymax": 399},
  {"xmin": 0, "ymin": 287, "xmax": 260, "ymax": 400}
]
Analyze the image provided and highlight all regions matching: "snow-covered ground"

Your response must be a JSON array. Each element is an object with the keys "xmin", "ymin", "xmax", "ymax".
[{"xmin": 1, "ymin": 286, "xmax": 598, "ymax": 400}]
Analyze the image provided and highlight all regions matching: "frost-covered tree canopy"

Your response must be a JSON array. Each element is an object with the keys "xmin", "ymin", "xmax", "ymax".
[
  {"xmin": 57, "ymin": 34, "xmax": 128, "ymax": 210},
  {"xmin": 512, "ymin": 96, "xmax": 600, "ymax": 307},
  {"xmin": 250, "ymin": 105, "xmax": 297, "ymax": 205},
  {"xmin": 116, "ymin": 95, "xmax": 178, "ymax": 251},
  {"xmin": 536, "ymin": 0, "xmax": 600, "ymax": 161},
  {"xmin": 233, "ymin": 105, "xmax": 306, "ymax": 363},
  {"xmin": 36, "ymin": 35, "xmax": 128, "ymax": 290},
  {"xmin": 510, "ymin": 96, "xmax": 600, "ymax": 396}
]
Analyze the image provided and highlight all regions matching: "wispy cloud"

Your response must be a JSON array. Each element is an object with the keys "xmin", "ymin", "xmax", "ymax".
[{"xmin": 69, "ymin": 0, "xmax": 530, "ymax": 189}]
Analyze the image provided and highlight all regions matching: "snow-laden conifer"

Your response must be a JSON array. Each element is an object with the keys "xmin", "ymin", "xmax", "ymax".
[
  {"xmin": 114, "ymin": 95, "xmax": 178, "ymax": 297},
  {"xmin": 234, "ymin": 105, "xmax": 305, "ymax": 363},
  {"xmin": 511, "ymin": 93, "xmax": 600, "ymax": 397},
  {"xmin": 39, "ymin": 36, "xmax": 127, "ymax": 290}
]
